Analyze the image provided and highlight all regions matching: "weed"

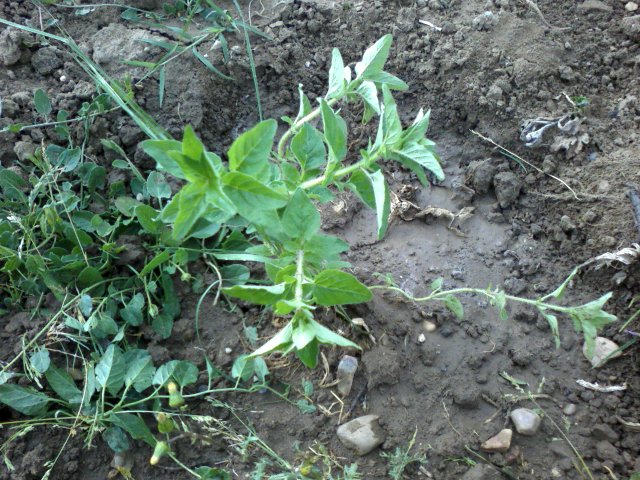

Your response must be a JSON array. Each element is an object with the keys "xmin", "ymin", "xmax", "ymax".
[{"xmin": 380, "ymin": 429, "xmax": 427, "ymax": 479}]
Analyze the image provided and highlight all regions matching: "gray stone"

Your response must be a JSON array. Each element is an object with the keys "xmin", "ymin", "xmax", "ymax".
[
  {"xmin": 487, "ymin": 84, "xmax": 503, "ymax": 101},
  {"xmin": 621, "ymin": 15, "xmax": 640, "ymax": 40},
  {"xmin": 336, "ymin": 355, "xmax": 358, "ymax": 397},
  {"xmin": 452, "ymin": 384, "xmax": 480, "ymax": 409},
  {"xmin": 13, "ymin": 140, "xmax": 36, "ymax": 162},
  {"xmin": 562, "ymin": 403, "xmax": 577, "ymax": 416},
  {"xmin": 493, "ymin": 171, "xmax": 521, "ymax": 208},
  {"xmin": 582, "ymin": 336, "xmax": 621, "ymax": 367},
  {"xmin": 92, "ymin": 24, "xmax": 162, "ymax": 70},
  {"xmin": 626, "ymin": 2, "xmax": 639, "ymax": 12},
  {"xmin": 510, "ymin": 408, "xmax": 541, "ymax": 435},
  {"xmin": 592, "ymin": 424, "xmax": 619, "ymax": 442},
  {"xmin": 461, "ymin": 463, "xmax": 501, "ymax": 480},
  {"xmin": 595, "ymin": 441, "xmax": 622, "ymax": 464},
  {"xmin": 577, "ymin": 0, "xmax": 613, "ymax": 12},
  {"xmin": 31, "ymin": 47, "xmax": 62, "ymax": 75},
  {"xmin": 472, "ymin": 11, "xmax": 499, "ymax": 31},
  {"xmin": 470, "ymin": 159, "xmax": 496, "ymax": 194},
  {"xmin": 336, "ymin": 415, "xmax": 385, "ymax": 455},
  {"xmin": 481, "ymin": 429, "xmax": 512, "ymax": 452},
  {"xmin": 0, "ymin": 29, "xmax": 27, "ymax": 66}
]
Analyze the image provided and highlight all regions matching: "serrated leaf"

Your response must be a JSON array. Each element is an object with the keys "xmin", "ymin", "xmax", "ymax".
[
  {"xmin": 281, "ymin": 189, "xmax": 320, "ymax": 241},
  {"xmin": 228, "ymin": 119, "xmax": 277, "ymax": 178},
  {"xmin": 223, "ymin": 283, "xmax": 286, "ymax": 305},
  {"xmin": 355, "ymin": 34, "xmax": 393, "ymax": 80},
  {"xmin": 442, "ymin": 295, "xmax": 464, "ymax": 319},
  {"xmin": 313, "ymin": 270, "xmax": 372, "ymax": 306},
  {"xmin": 326, "ymin": 48, "xmax": 345, "ymax": 99},
  {"xmin": 290, "ymin": 123, "xmax": 326, "ymax": 170}
]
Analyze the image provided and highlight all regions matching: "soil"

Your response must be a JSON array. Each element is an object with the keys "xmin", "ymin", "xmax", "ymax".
[{"xmin": 1, "ymin": 0, "xmax": 640, "ymax": 479}]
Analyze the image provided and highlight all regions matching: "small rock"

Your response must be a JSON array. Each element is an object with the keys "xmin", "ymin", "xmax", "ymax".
[
  {"xmin": 0, "ymin": 29, "xmax": 27, "ymax": 66},
  {"xmin": 469, "ymin": 159, "xmax": 497, "ymax": 194},
  {"xmin": 595, "ymin": 440, "xmax": 622, "ymax": 464},
  {"xmin": 452, "ymin": 384, "xmax": 480, "ymax": 409},
  {"xmin": 481, "ymin": 429, "xmax": 512, "ymax": 452},
  {"xmin": 13, "ymin": 140, "xmax": 36, "ymax": 162},
  {"xmin": 423, "ymin": 320, "xmax": 437, "ymax": 332},
  {"xmin": 336, "ymin": 415, "xmax": 385, "ymax": 455},
  {"xmin": 417, "ymin": 333, "xmax": 426, "ymax": 343},
  {"xmin": 582, "ymin": 336, "xmax": 621, "ymax": 367},
  {"xmin": 461, "ymin": 463, "xmax": 501, "ymax": 479},
  {"xmin": 487, "ymin": 84, "xmax": 503, "ymax": 101},
  {"xmin": 510, "ymin": 408, "xmax": 541, "ymax": 435},
  {"xmin": 592, "ymin": 424, "xmax": 619, "ymax": 442},
  {"xmin": 558, "ymin": 65, "xmax": 576, "ymax": 81},
  {"xmin": 336, "ymin": 355, "xmax": 358, "ymax": 397},
  {"xmin": 493, "ymin": 172, "xmax": 521, "ymax": 208},
  {"xmin": 563, "ymin": 403, "xmax": 577, "ymax": 416},
  {"xmin": 307, "ymin": 19, "xmax": 322, "ymax": 33},
  {"xmin": 472, "ymin": 11, "xmax": 499, "ymax": 31},
  {"xmin": 577, "ymin": 0, "xmax": 613, "ymax": 12},
  {"xmin": 31, "ymin": 47, "xmax": 63, "ymax": 75},
  {"xmin": 625, "ymin": 2, "xmax": 638, "ymax": 11},
  {"xmin": 621, "ymin": 15, "xmax": 640, "ymax": 40},
  {"xmin": 559, "ymin": 215, "xmax": 576, "ymax": 232}
]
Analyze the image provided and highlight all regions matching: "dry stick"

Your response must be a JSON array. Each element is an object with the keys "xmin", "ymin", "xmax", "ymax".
[
  {"xmin": 470, "ymin": 129, "xmax": 580, "ymax": 200},
  {"xmin": 626, "ymin": 184, "xmax": 640, "ymax": 239},
  {"xmin": 522, "ymin": 0, "xmax": 571, "ymax": 31}
]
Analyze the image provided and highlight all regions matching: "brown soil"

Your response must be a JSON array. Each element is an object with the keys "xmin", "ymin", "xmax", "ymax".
[{"xmin": 1, "ymin": 0, "xmax": 639, "ymax": 479}]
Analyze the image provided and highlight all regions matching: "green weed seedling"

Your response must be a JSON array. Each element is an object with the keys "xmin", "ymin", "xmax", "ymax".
[{"xmin": 380, "ymin": 429, "xmax": 428, "ymax": 479}]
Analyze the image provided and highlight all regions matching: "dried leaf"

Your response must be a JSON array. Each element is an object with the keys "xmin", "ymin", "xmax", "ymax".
[
  {"xmin": 583, "ymin": 243, "xmax": 640, "ymax": 269},
  {"xmin": 576, "ymin": 379, "xmax": 627, "ymax": 392}
]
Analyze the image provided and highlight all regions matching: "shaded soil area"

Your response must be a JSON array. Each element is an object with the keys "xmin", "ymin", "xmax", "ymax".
[{"xmin": 1, "ymin": 0, "xmax": 640, "ymax": 479}]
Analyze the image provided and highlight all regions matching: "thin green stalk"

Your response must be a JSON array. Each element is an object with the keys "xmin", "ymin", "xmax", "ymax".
[
  {"xmin": 232, "ymin": 0, "xmax": 262, "ymax": 120},
  {"xmin": 294, "ymin": 249, "xmax": 305, "ymax": 307},
  {"xmin": 277, "ymin": 98, "xmax": 338, "ymax": 157},
  {"xmin": 371, "ymin": 285, "xmax": 571, "ymax": 314}
]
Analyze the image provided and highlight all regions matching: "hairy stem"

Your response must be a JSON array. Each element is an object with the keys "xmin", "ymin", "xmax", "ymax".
[{"xmin": 277, "ymin": 97, "xmax": 339, "ymax": 158}]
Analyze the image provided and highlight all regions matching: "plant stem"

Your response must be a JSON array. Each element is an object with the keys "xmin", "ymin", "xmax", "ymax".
[
  {"xmin": 277, "ymin": 97, "xmax": 338, "ymax": 158},
  {"xmin": 371, "ymin": 285, "xmax": 571, "ymax": 314},
  {"xmin": 294, "ymin": 249, "xmax": 305, "ymax": 308}
]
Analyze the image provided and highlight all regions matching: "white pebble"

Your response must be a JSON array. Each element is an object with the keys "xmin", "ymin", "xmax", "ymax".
[
  {"xmin": 59, "ymin": 75, "xmax": 67, "ymax": 82},
  {"xmin": 418, "ymin": 333, "xmax": 426, "ymax": 343},
  {"xmin": 224, "ymin": 347, "xmax": 232, "ymax": 354}
]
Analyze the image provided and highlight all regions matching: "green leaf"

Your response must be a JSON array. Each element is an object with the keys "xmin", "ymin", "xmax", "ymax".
[
  {"xmin": 146, "ymin": 171, "xmax": 171, "ymax": 199},
  {"xmin": 326, "ymin": 48, "xmax": 345, "ymax": 99},
  {"xmin": 77, "ymin": 266, "xmax": 104, "ymax": 291},
  {"xmin": 290, "ymin": 124, "xmax": 326, "ymax": 170},
  {"xmin": 292, "ymin": 316, "xmax": 316, "ymax": 350},
  {"xmin": 251, "ymin": 321, "xmax": 295, "ymax": 357},
  {"xmin": 29, "ymin": 348, "xmax": 50, "ymax": 374},
  {"xmin": 295, "ymin": 84, "xmax": 313, "ymax": 123},
  {"xmin": 111, "ymin": 413, "xmax": 156, "ymax": 447},
  {"xmin": 320, "ymin": 99, "xmax": 347, "ymax": 164},
  {"xmin": 228, "ymin": 119, "xmax": 277, "ymax": 178},
  {"xmin": 540, "ymin": 311, "xmax": 561, "ymax": 349},
  {"xmin": 141, "ymin": 140, "xmax": 185, "ymax": 179},
  {"xmin": 95, "ymin": 344, "xmax": 126, "ymax": 396},
  {"xmin": 194, "ymin": 466, "xmax": 231, "ymax": 480},
  {"xmin": 103, "ymin": 426, "xmax": 130, "ymax": 453},
  {"xmin": 34, "ymin": 88, "xmax": 52, "ymax": 116},
  {"xmin": 182, "ymin": 124, "xmax": 204, "ymax": 162},
  {"xmin": 173, "ymin": 361, "xmax": 198, "ymax": 387},
  {"xmin": 295, "ymin": 398, "xmax": 317, "ymax": 413},
  {"xmin": 393, "ymin": 141, "xmax": 444, "ymax": 182},
  {"xmin": 138, "ymin": 250, "xmax": 171, "ymax": 277},
  {"xmin": 303, "ymin": 234, "xmax": 349, "ymax": 267},
  {"xmin": 355, "ymin": 34, "xmax": 393, "ymax": 80},
  {"xmin": 313, "ymin": 270, "xmax": 372, "ymax": 306},
  {"xmin": 0, "ymin": 384, "xmax": 51, "ymax": 416},
  {"xmin": 365, "ymin": 70, "xmax": 408, "ymax": 91},
  {"xmin": 222, "ymin": 172, "xmax": 288, "ymax": 213},
  {"xmin": 375, "ymin": 86, "xmax": 402, "ymax": 150},
  {"xmin": 281, "ymin": 189, "xmax": 320, "ymax": 241},
  {"xmin": 171, "ymin": 185, "xmax": 208, "ymax": 240},
  {"xmin": 120, "ymin": 293, "xmax": 145, "ymax": 326},
  {"xmin": 158, "ymin": 65, "xmax": 165, "ymax": 107},
  {"xmin": 115, "ymin": 196, "xmax": 143, "ymax": 217},
  {"xmin": 123, "ymin": 349, "xmax": 155, "ymax": 393},
  {"xmin": 152, "ymin": 312, "xmax": 174, "ymax": 339},
  {"xmin": 402, "ymin": 109, "xmax": 431, "ymax": 144},
  {"xmin": 355, "ymin": 81, "xmax": 380, "ymax": 118},
  {"xmin": 191, "ymin": 45, "xmax": 234, "ymax": 81},
  {"xmin": 223, "ymin": 283, "xmax": 286, "ymax": 305},
  {"xmin": 367, "ymin": 170, "xmax": 390, "ymax": 240},
  {"xmin": 135, "ymin": 204, "xmax": 162, "ymax": 234},
  {"xmin": 153, "ymin": 361, "xmax": 178, "ymax": 386},
  {"xmin": 442, "ymin": 295, "xmax": 464, "ymax": 319},
  {"xmin": 430, "ymin": 277, "xmax": 443, "ymax": 291},
  {"xmin": 45, "ymin": 365, "xmax": 83, "ymax": 404},
  {"xmin": 308, "ymin": 317, "xmax": 360, "ymax": 348}
]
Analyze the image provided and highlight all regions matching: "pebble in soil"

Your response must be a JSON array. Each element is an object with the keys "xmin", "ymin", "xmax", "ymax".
[{"xmin": 336, "ymin": 415, "xmax": 385, "ymax": 456}]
